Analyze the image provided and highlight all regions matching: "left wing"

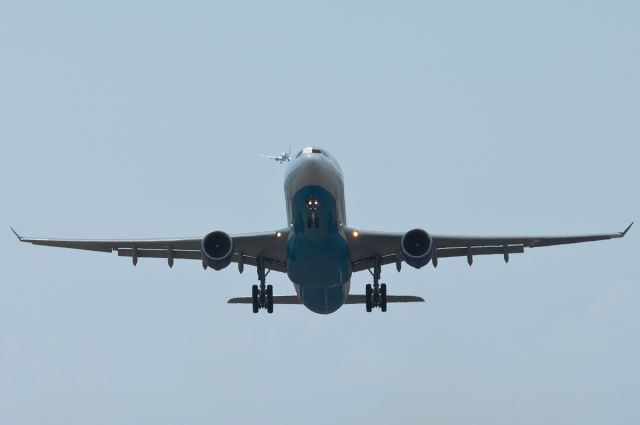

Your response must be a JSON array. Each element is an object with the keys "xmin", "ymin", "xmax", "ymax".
[
  {"xmin": 348, "ymin": 223, "xmax": 633, "ymax": 272},
  {"xmin": 260, "ymin": 154, "xmax": 279, "ymax": 160},
  {"xmin": 11, "ymin": 228, "xmax": 289, "ymax": 272}
]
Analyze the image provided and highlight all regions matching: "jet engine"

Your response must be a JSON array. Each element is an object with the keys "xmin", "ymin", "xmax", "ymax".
[
  {"xmin": 201, "ymin": 231, "xmax": 234, "ymax": 270},
  {"xmin": 401, "ymin": 228, "xmax": 434, "ymax": 269}
]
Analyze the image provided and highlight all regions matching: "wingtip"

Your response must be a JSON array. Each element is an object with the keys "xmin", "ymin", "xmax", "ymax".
[
  {"xmin": 10, "ymin": 226, "xmax": 23, "ymax": 241},
  {"xmin": 621, "ymin": 222, "xmax": 633, "ymax": 237}
]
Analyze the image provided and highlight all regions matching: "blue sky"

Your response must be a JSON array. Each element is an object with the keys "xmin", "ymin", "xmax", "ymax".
[{"xmin": 1, "ymin": 1, "xmax": 638, "ymax": 424}]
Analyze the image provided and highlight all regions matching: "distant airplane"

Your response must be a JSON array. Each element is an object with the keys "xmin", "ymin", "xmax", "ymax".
[
  {"xmin": 12, "ymin": 147, "xmax": 633, "ymax": 315},
  {"xmin": 260, "ymin": 146, "xmax": 292, "ymax": 163}
]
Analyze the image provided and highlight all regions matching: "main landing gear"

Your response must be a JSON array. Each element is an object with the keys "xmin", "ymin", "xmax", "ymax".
[
  {"xmin": 366, "ymin": 257, "xmax": 387, "ymax": 312},
  {"xmin": 252, "ymin": 258, "xmax": 274, "ymax": 314}
]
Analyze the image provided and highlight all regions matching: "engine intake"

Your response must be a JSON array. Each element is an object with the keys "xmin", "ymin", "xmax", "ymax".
[
  {"xmin": 201, "ymin": 231, "xmax": 234, "ymax": 270},
  {"xmin": 401, "ymin": 228, "xmax": 434, "ymax": 269}
]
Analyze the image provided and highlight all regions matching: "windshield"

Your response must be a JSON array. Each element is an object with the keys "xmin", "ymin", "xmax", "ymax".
[{"xmin": 296, "ymin": 147, "xmax": 324, "ymax": 158}]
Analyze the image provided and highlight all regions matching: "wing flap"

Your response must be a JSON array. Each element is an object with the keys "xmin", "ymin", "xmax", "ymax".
[
  {"xmin": 117, "ymin": 248, "xmax": 202, "ymax": 260},
  {"xmin": 436, "ymin": 245, "xmax": 525, "ymax": 258}
]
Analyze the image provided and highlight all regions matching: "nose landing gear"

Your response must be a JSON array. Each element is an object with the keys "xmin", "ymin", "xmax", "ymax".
[
  {"xmin": 252, "ymin": 258, "xmax": 274, "ymax": 313},
  {"xmin": 365, "ymin": 257, "xmax": 388, "ymax": 312},
  {"xmin": 307, "ymin": 214, "xmax": 320, "ymax": 229},
  {"xmin": 306, "ymin": 199, "xmax": 320, "ymax": 229}
]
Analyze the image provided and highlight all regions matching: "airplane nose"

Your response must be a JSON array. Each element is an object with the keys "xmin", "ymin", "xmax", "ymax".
[
  {"xmin": 285, "ymin": 151, "xmax": 342, "ymax": 198},
  {"xmin": 304, "ymin": 157, "xmax": 324, "ymax": 174},
  {"xmin": 290, "ymin": 155, "xmax": 329, "ymax": 182},
  {"xmin": 306, "ymin": 154, "xmax": 337, "ymax": 174}
]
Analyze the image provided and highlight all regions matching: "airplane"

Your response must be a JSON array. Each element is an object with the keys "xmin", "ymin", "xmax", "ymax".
[
  {"xmin": 11, "ymin": 146, "xmax": 633, "ymax": 315},
  {"xmin": 260, "ymin": 146, "xmax": 292, "ymax": 163}
]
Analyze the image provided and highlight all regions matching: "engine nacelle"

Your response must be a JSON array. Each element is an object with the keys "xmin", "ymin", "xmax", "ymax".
[
  {"xmin": 201, "ymin": 231, "xmax": 234, "ymax": 270},
  {"xmin": 401, "ymin": 228, "xmax": 434, "ymax": 269}
]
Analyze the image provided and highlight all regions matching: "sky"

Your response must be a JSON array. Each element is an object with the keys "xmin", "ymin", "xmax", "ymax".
[{"xmin": 0, "ymin": 1, "xmax": 638, "ymax": 424}]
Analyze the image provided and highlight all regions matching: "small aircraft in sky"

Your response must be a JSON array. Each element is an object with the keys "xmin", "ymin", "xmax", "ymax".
[
  {"xmin": 12, "ymin": 147, "xmax": 632, "ymax": 315},
  {"xmin": 260, "ymin": 147, "xmax": 292, "ymax": 163}
]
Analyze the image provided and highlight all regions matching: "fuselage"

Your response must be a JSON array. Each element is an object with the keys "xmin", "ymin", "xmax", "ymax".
[{"xmin": 284, "ymin": 148, "xmax": 352, "ymax": 314}]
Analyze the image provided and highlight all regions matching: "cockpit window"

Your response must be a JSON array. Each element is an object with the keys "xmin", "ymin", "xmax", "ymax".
[{"xmin": 299, "ymin": 147, "xmax": 323, "ymax": 156}]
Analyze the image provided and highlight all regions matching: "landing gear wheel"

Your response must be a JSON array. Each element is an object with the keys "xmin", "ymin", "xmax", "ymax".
[
  {"xmin": 380, "ymin": 283, "xmax": 387, "ymax": 312},
  {"xmin": 314, "ymin": 216, "xmax": 320, "ymax": 228},
  {"xmin": 266, "ymin": 284, "xmax": 274, "ymax": 313},
  {"xmin": 365, "ymin": 257, "xmax": 390, "ymax": 313},
  {"xmin": 252, "ymin": 285, "xmax": 259, "ymax": 313}
]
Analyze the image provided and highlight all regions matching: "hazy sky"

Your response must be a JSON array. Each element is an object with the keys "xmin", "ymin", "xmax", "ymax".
[{"xmin": 1, "ymin": 1, "xmax": 638, "ymax": 424}]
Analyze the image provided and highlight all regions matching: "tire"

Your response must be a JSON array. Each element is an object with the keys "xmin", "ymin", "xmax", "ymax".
[
  {"xmin": 252, "ymin": 285, "xmax": 259, "ymax": 313},
  {"xmin": 365, "ymin": 284, "xmax": 372, "ymax": 312},
  {"xmin": 380, "ymin": 283, "xmax": 387, "ymax": 312},
  {"xmin": 266, "ymin": 285, "xmax": 274, "ymax": 314}
]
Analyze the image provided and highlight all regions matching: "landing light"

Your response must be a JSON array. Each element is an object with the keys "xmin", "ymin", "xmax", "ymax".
[
  {"xmin": 276, "ymin": 232, "xmax": 283, "ymax": 238},
  {"xmin": 352, "ymin": 230, "xmax": 360, "ymax": 238}
]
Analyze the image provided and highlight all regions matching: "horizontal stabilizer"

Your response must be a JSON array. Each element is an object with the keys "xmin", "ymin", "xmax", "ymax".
[
  {"xmin": 228, "ymin": 296, "xmax": 301, "ymax": 304},
  {"xmin": 345, "ymin": 295, "xmax": 424, "ymax": 304},
  {"xmin": 227, "ymin": 294, "xmax": 425, "ymax": 305}
]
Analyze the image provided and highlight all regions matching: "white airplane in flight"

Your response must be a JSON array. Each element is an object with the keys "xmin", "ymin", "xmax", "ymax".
[
  {"xmin": 12, "ymin": 147, "xmax": 632, "ymax": 314},
  {"xmin": 260, "ymin": 147, "xmax": 292, "ymax": 164}
]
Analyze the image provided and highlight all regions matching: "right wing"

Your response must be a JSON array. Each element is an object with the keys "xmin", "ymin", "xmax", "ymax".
[
  {"xmin": 348, "ymin": 223, "xmax": 633, "ymax": 272},
  {"xmin": 11, "ymin": 228, "xmax": 289, "ymax": 272}
]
